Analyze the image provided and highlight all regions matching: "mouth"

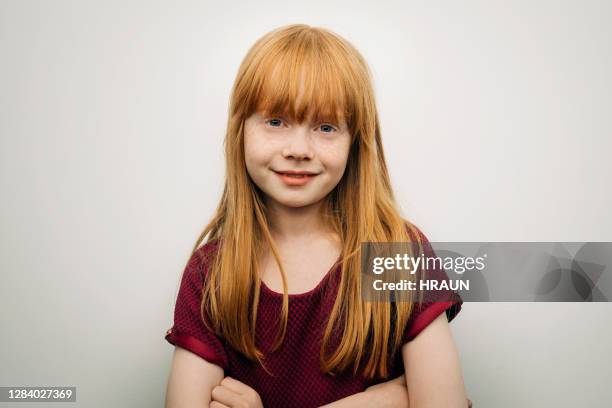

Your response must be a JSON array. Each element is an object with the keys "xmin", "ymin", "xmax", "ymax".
[
  {"xmin": 273, "ymin": 170, "xmax": 319, "ymax": 177},
  {"xmin": 272, "ymin": 170, "xmax": 319, "ymax": 186}
]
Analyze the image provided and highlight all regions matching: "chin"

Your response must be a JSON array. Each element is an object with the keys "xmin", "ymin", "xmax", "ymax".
[
  {"xmin": 272, "ymin": 194, "xmax": 318, "ymax": 208},
  {"xmin": 278, "ymin": 198, "xmax": 314, "ymax": 208}
]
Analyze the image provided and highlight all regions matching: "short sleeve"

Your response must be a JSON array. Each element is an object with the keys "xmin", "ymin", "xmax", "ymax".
[
  {"xmin": 402, "ymin": 227, "xmax": 463, "ymax": 343},
  {"xmin": 164, "ymin": 241, "xmax": 229, "ymax": 371}
]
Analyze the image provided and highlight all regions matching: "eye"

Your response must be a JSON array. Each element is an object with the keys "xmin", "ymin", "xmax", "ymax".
[
  {"xmin": 265, "ymin": 118, "xmax": 285, "ymax": 128},
  {"xmin": 318, "ymin": 123, "xmax": 337, "ymax": 133}
]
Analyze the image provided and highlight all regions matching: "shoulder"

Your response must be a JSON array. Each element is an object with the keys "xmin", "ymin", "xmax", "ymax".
[
  {"xmin": 403, "ymin": 220, "xmax": 430, "ymax": 247},
  {"xmin": 192, "ymin": 238, "xmax": 222, "ymax": 264},
  {"xmin": 184, "ymin": 238, "xmax": 222, "ymax": 283}
]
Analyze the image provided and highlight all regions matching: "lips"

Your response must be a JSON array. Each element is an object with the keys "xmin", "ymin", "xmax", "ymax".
[
  {"xmin": 277, "ymin": 173, "xmax": 310, "ymax": 178},
  {"xmin": 273, "ymin": 169, "xmax": 319, "ymax": 186},
  {"xmin": 273, "ymin": 170, "xmax": 319, "ymax": 177}
]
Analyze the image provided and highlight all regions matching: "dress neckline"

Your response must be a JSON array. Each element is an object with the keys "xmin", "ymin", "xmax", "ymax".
[{"xmin": 259, "ymin": 256, "xmax": 342, "ymax": 300}]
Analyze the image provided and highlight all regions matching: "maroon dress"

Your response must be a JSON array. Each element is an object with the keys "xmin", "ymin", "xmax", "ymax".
[{"xmin": 165, "ymin": 229, "xmax": 464, "ymax": 407}]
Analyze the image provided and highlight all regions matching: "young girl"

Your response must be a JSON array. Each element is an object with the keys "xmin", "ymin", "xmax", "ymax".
[{"xmin": 165, "ymin": 24, "xmax": 471, "ymax": 408}]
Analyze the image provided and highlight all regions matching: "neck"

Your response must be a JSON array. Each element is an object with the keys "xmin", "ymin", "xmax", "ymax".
[{"xmin": 265, "ymin": 197, "xmax": 331, "ymax": 243}]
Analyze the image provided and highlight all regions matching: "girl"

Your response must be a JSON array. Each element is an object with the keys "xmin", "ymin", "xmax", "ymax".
[{"xmin": 165, "ymin": 24, "xmax": 471, "ymax": 408}]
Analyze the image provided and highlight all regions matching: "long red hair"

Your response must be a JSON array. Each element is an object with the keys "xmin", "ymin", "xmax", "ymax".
[{"xmin": 189, "ymin": 24, "xmax": 424, "ymax": 379}]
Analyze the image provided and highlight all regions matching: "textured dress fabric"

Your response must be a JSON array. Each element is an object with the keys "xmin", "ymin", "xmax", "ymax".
[{"xmin": 165, "ymin": 228, "xmax": 464, "ymax": 407}]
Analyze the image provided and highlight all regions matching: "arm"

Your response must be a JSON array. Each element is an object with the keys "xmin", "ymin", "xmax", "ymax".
[
  {"xmin": 319, "ymin": 375, "xmax": 409, "ymax": 408},
  {"xmin": 212, "ymin": 375, "xmax": 408, "ymax": 408},
  {"xmin": 402, "ymin": 313, "xmax": 468, "ymax": 408},
  {"xmin": 165, "ymin": 346, "xmax": 224, "ymax": 408}
]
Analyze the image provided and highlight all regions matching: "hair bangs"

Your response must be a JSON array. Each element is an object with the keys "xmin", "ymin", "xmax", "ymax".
[{"xmin": 244, "ymin": 33, "xmax": 359, "ymax": 136}]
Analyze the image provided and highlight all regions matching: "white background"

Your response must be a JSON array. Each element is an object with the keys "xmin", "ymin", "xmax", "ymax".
[{"xmin": 1, "ymin": 1, "xmax": 611, "ymax": 407}]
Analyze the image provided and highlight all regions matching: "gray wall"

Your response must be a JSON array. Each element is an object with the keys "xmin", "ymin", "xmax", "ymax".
[{"xmin": 1, "ymin": 1, "xmax": 610, "ymax": 407}]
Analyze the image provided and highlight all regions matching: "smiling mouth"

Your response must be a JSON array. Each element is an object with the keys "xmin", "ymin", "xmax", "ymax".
[
  {"xmin": 273, "ymin": 170, "xmax": 319, "ymax": 186},
  {"xmin": 278, "ymin": 173, "xmax": 309, "ymax": 178},
  {"xmin": 273, "ymin": 170, "xmax": 319, "ymax": 178}
]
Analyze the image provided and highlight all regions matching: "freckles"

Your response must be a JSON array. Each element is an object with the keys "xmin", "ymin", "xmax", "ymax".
[
  {"xmin": 319, "ymin": 154, "xmax": 349, "ymax": 175},
  {"xmin": 245, "ymin": 136, "xmax": 278, "ymax": 166},
  {"xmin": 315, "ymin": 137, "xmax": 351, "ymax": 165},
  {"xmin": 256, "ymin": 139, "xmax": 278, "ymax": 159},
  {"xmin": 245, "ymin": 126, "xmax": 269, "ymax": 153}
]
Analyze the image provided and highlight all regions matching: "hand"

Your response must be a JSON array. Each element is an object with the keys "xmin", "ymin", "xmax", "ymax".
[{"xmin": 210, "ymin": 376, "xmax": 264, "ymax": 408}]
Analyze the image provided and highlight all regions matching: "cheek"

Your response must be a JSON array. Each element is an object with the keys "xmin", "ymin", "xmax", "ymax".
[
  {"xmin": 243, "ymin": 143, "xmax": 266, "ymax": 184},
  {"xmin": 243, "ymin": 139, "xmax": 256, "ymax": 175},
  {"xmin": 317, "ymin": 139, "xmax": 351, "ymax": 175},
  {"xmin": 244, "ymin": 136, "xmax": 272, "ymax": 171}
]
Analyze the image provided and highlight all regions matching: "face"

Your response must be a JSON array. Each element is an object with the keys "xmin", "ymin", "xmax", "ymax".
[{"xmin": 243, "ymin": 110, "xmax": 351, "ymax": 209}]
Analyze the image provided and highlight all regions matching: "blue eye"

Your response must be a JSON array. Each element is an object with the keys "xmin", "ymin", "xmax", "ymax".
[
  {"xmin": 266, "ymin": 118, "xmax": 284, "ymax": 127},
  {"xmin": 319, "ymin": 124, "xmax": 337, "ymax": 133}
]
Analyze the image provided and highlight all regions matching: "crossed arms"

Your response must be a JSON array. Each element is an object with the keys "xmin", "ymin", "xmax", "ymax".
[{"xmin": 165, "ymin": 314, "xmax": 470, "ymax": 408}]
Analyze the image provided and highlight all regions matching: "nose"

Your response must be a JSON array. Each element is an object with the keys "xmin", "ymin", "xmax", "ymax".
[{"xmin": 281, "ymin": 125, "xmax": 313, "ymax": 160}]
